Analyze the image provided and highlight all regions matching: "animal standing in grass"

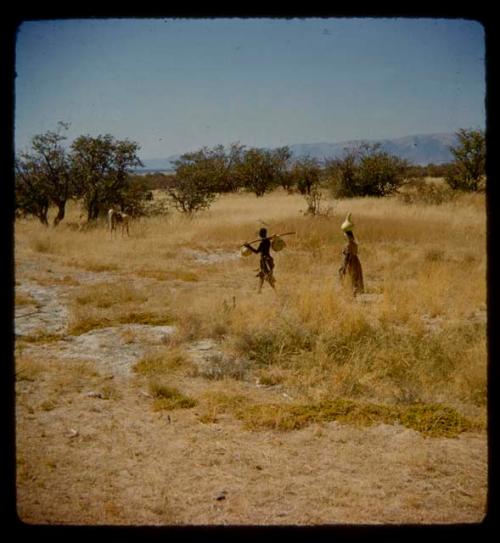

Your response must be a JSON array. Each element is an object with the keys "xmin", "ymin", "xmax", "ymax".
[
  {"xmin": 338, "ymin": 213, "xmax": 364, "ymax": 296},
  {"xmin": 108, "ymin": 207, "xmax": 130, "ymax": 237},
  {"xmin": 242, "ymin": 228, "xmax": 294, "ymax": 293}
]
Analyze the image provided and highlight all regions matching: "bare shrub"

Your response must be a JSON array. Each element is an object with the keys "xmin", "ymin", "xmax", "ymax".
[{"xmin": 195, "ymin": 352, "xmax": 250, "ymax": 381}]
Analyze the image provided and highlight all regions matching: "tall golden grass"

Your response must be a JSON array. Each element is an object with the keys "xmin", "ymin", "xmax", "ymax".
[{"xmin": 15, "ymin": 188, "xmax": 487, "ymax": 424}]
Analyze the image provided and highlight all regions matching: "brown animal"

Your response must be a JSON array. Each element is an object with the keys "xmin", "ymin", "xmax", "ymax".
[{"xmin": 108, "ymin": 208, "xmax": 130, "ymax": 237}]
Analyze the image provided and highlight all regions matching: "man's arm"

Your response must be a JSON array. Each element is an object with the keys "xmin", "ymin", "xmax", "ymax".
[{"xmin": 244, "ymin": 242, "xmax": 259, "ymax": 254}]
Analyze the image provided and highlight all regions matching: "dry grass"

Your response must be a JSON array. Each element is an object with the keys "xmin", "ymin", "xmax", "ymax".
[
  {"xmin": 15, "ymin": 191, "xmax": 487, "ymax": 415},
  {"xmin": 133, "ymin": 347, "xmax": 193, "ymax": 377},
  {"xmin": 14, "ymin": 188, "xmax": 487, "ymax": 524},
  {"xmin": 67, "ymin": 281, "xmax": 175, "ymax": 335}
]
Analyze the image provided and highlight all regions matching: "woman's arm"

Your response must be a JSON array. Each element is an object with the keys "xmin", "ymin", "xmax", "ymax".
[{"xmin": 339, "ymin": 247, "xmax": 351, "ymax": 276}]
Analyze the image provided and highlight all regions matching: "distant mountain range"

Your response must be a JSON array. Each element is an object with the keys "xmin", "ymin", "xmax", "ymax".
[{"xmin": 137, "ymin": 132, "xmax": 458, "ymax": 171}]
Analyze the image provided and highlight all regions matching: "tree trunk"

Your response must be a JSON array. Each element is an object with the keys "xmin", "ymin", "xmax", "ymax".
[
  {"xmin": 38, "ymin": 206, "xmax": 49, "ymax": 226},
  {"xmin": 53, "ymin": 201, "xmax": 66, "ymax": 227}
]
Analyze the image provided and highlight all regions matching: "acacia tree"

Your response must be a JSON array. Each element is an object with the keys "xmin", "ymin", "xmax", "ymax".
[
  {"xmin": 15, "ymin": 157, "xmax": 50, "ymax": 225},
  {"xmin": 166, "ymin": 143, "xmax": 247, "ymax": 214},
  {"xmin": 167, "ymin": 150, "xmax": 219, "ymax": 214},
  {"xmin": 70, "ymin": 135, "xmax": 143, "ymax": 220},
  {"xmin": 237, "ymin": 146, "xmax": 291, "ymax": 197},
  {"xmin": 326, "ymin": 143, "xmax": 409, "ymax": 198},
  {"xmin": 207, "ymin": 143, "xmax": 246, "ymax": 193},
  {"xmin": 15, "ymin": 122, "xmax": 73, "ymax": 226},
  {"xmin": 446, "ymin": 128, "xmax": 486, "ymax": 192},
  {"xmin": 290, "ymin": 156, "xmax": 321, "ymax": 195},
  {"xmin": 357, "ymin": 144, "xmax": 409, "ymax": 196}
]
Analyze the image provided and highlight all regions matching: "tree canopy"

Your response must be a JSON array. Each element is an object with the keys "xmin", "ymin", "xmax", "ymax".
[{"xmin": 445, "ymin": 128, "xmax": 486, "ymax": 192}]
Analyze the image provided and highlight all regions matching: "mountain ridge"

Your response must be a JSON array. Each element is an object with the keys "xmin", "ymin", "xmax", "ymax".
[{"xmin": 138, "ymin": 132, "xmax": 458, "ymax": 171}]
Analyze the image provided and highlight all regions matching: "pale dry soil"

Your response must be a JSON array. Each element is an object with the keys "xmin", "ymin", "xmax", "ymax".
[{"xmin": 14, "ymin": 253, "xmax": 488, "ymax": 526}]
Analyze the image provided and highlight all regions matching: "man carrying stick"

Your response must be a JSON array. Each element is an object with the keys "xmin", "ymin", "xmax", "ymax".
[
  {"xmin": 243, "ymin": 228, "xmax": 294, "ymax": 293},
  {"xmin": 243, "ymin": 228, "xmax": 276, "ymax": 292}
]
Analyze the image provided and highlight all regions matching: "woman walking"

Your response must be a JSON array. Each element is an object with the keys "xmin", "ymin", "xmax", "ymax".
[{"xmin": 338, "ymin": 213, "xmax": 364, "ymax": 296}]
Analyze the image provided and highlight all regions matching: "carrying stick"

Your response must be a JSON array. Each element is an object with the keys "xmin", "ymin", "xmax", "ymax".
[{"xmin": 244, "ymin": 231, "xmax": 295, "ymax": 246}]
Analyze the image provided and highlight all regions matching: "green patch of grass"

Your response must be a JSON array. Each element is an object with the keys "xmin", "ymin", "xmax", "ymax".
[
  {"xmin": 148, "ymin": 382, "xmax": 197, "ymax": 411},
  {"xmin": 397, "ymin": 403, "xmax": 476, "ymax": 437},
  {"xmin": 233, "ymin": 398, "xmax": 477, "ymax": 437}
]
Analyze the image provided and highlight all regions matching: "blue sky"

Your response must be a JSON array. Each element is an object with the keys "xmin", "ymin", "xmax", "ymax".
[{"xmin": 15, "ymin": 17, "xmax": 485, "ymax": 160}]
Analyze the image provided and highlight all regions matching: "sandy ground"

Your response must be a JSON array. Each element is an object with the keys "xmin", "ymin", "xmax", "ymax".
[{"xmin": 14, "ymin": 254, "xmax": 488, "ymax": 526}]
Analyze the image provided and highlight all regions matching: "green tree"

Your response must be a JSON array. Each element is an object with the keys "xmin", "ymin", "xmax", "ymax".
[
  {"xmin": 324, "ymin": 148, "xmax": 359, "ymax": 198},
  {"xmin": 15, "ymin": 157, "xmax": 50, "ymax": 225},
  {"xmin": 166, "ymin": 143, "xmax": 247, "ymax": 214},
  {"xmin": 357, "ymin": 144, "xmax": 409, "ymax": 196},
  {"xmin": 70, "ymin": 135, "xmax": 143, "ymax": 221},
  {"xmin": 238, "ymin": 146, "xmax": 291, "ymax": 197},
  {"xmin": 290, "ymin": 156, "xmax": 321, "ymax": 195},
  {"xmin": 445, "ymin": 128, "xmax": 486, "ymax": 192},
  {"xmin": 167, "ymin": 150, "xmax": 218, "ymax": 214},
  {"xmin": 15, "ymin": 122, "xmax": 73, "ymax": 226},
  {"xmin": 210, "ymin": 142, "xmax": 246, "ymax": 193},
  {"xmin": 326, "ymin": 143, "xmax": 409, "ymax": 198}
]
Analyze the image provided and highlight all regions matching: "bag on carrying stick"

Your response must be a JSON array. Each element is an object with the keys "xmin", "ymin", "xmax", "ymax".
[
  {"xmin": 271, "ymin": 237, "xmax": 286, "ymax": 252},
  {"xmin": 240, "ymin": 245, "xmax": 253, "ymax": 257}
]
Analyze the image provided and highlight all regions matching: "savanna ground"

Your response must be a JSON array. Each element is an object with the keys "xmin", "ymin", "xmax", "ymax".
[{"xmin": 14, "ymin": 182, "xmax": 488, "ymax": 525}]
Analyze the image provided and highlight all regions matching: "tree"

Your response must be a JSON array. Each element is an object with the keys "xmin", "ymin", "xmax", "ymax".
[
  {"xmin": 326, "ymin": 143, "xmax": 409, "ymax": 198},
  {"xmin": 357, "ymin": 144, "xmax": 409, "ymax": 197},
  {"xmin": 209, "ymin": 143, "xmax": 246, "ymax": 193},
  {"xmin": 290, "ymin": 156, "xmax": 321, "ymax": 195},
  {"xmin": 119, "ymin": 177, "xmax": 152, "ymax": 217},
  {"xmin": 165, "ymin": 143, "xmax": 249, "ymax": 214},
  {"xmin": 70, "ymin": 135, "xmax": 143, "ymax": 221},
  {"xmin": 445, "ymin": 128, "xmax": 486, "ymax": 192},
  {"xmin": 238, "ymin": 146, "xmax": 291, "ymax": 197},
  {"xmin": 15, "ymin": 157, "xmax": 50, "ymax": 225},
  {"xmin": 167, "ymin": 150, "xmax": 218, "ymax": 214},
  {"xmin": 15, "ymin": 122, "xmax": 73, "ymax": 226}
]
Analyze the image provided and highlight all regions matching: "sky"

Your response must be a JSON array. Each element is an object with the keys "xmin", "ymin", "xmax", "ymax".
[{"xmin": 14, "ymin": 17, "xmax": 486, "ymax": 160}]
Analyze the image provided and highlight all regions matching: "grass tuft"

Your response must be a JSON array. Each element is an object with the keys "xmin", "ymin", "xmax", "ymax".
[
  {"xmin": 148, "ymin": 382, "xmax": 197, "ymax": 411},
  {"xmin": 133, "ymin": 348, "xmax": 192, "ymax": 376}
]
